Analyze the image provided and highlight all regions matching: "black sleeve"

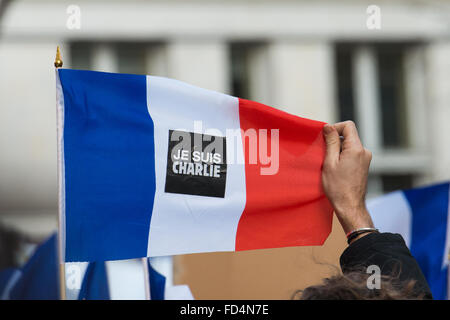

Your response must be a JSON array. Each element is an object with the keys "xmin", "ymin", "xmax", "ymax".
[{"xmin": 339, "ymin": 232, "xmax": 433, "ymax": 299}]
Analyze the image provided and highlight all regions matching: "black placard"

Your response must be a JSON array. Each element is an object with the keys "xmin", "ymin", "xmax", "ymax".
[{"xmin": 165, "ymin": 130, "xmax": 227, "ymax": 198}]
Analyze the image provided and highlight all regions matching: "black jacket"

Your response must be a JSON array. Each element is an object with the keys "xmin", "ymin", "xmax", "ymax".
[{"xmin": 340, "ymin": 232, "xmax": 433, "ymax": 299}]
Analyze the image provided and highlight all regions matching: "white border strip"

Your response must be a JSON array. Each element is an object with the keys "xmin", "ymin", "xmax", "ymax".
[
  {"xmin": 55, "ymin": 69, "xmax": 66, "ymax": 263},
  {"xmin": 142, "ymin": 258, "xmax": 151, "ymax": 300}
]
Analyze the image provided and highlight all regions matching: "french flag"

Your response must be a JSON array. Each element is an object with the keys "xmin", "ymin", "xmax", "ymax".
[
  {"xmin": 76, "ymin": 258, "xmax": 194, "ymax": 300},
  {"xmin": 367, "ymin": 182, "xmax": 450, "ymax": 300},
  {"xmin": 56, "ymin": 69, "xmax": 333, "ymax": 262},
  {"xmin": 0, "ymin": 233, "xmax": 193, "ymax": 300}
]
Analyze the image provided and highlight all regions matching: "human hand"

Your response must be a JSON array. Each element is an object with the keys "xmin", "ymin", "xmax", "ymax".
[{"xmin": 321, "ymin": 121, "xmax": 374, "ymax": 237}]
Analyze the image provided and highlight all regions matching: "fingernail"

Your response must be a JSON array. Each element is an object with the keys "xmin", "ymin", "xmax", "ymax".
[{"xmin": 323, "ymin": 124, "xmax": 333, "ymax": 135}]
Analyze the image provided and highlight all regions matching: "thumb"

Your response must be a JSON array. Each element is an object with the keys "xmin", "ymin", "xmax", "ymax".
[{"xmin": 323, "ymin": 124, "xmax": 341, "ymax": 165}]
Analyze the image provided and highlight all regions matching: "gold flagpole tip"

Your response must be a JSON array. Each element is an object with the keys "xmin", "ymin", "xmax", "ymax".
[{"xmin": 54, "ymin": 46, "xmax": 63, "ymax": 68}]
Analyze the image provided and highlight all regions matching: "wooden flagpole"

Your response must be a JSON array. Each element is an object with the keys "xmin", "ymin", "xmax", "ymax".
[
  {"xmin": 54, "ymin": 46, "xmax": 66, "ymax": 300},
  {"xmin": 142, "ymin": 257, "xmax": 151, "ymax": 300}
]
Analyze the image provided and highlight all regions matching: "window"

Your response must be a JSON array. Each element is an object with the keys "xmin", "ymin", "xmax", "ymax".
[
  {"xmin": 336, "ymin": 46, "xmax": 356, "ymax": 123},
  {"xmin": 69, "ymin": 42, "xmax": 167, "ymax": 76},
  {"xmin": 381, "ymin": 174, "xmax": 414, "ymax": 193},
  {"xmin": 117, "ymin": 42, "xmax": 147, "ymax": 75},
  {"xmin": 230, "ymin": 43, "xmax": 252, "ymax": 100},
  {"xmin": 229, "ymin": 42, "xmax": 270, "ymax": 105},
  {"xmin": 377, "ymin": 45, "xmax": 409, "ymax": 148},
  {"xmin": 70, "ymin": 42, "xmax": 92, "ymax": 70}
]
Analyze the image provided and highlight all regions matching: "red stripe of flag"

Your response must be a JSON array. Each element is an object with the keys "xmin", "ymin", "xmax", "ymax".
[{"xmin": 235, "ymin": 98, "xmax": 333, "ymax": 251}]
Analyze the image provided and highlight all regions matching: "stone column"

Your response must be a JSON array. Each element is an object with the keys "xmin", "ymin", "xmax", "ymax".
[
  {"xmin": 267, "ymin": 41, "xmax": 336, "ymax": 123},
  {"xmin": 425, "ymin": 41, "xmax": 450, "ymax": 182},
  {"xmin": 166, "ymin": 40, "xmax": 229, "ymax": 93}
]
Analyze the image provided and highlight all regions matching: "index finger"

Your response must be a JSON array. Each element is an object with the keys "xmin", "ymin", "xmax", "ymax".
[{"xmin": 332, "ymin": 121, "xmax": 363, "ymax": 148}]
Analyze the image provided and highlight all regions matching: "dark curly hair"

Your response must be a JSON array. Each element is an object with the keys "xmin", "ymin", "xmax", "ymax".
[{"xmin": 293, "ymin": 271, "xmax": 426, "ymax": 300}]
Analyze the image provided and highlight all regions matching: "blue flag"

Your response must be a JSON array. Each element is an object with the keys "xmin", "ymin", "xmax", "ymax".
[
  {"xmin": 367, "ymin": 182, "xmax": 450, "ymax": 300},
  {"xmin": 78, "ymin": 262, "xmax": 110, "ymax": 300},
  {"xmin": 77, "ymin": 258, "xmax": 166, "ymax": 300},
  {"xmin": 8, "ymin": 234, "xmax": 60, "ymax": 300},
  {"xmin": 148, "ymin": 259, "xmax": 166, "ymax": 300},
  {"xmin": 1, "ymin": 233, "xmax": 187, "ymax": 300},
  {"xmin": 0, "ymin": 268, "xmax": 21, "ymax": 299}
]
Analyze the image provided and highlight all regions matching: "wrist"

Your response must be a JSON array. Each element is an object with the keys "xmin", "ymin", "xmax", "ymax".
[{"xmin": 335, "ymin": 206, "xmax": 374, "ymax": 235}]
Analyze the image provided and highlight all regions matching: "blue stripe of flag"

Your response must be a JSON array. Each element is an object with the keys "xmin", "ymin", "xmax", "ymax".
[
  {"xmin": 59, "ymin": 69, "xmax": 156, "ymax": 262},
  {"xmin": 404, "ymin": 182, "xmax": 449, "ymax": 300},
  {"xmin": 9, "ymin": 234, "xmax": 59, "ymax": 300}
]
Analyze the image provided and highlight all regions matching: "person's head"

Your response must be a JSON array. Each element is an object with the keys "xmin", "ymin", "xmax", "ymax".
[{"xmin": 294, "ymin": 271, "xmax": 425, "ymax": 300}]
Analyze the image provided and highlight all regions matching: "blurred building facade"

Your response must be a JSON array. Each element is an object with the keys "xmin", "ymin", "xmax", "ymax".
[{"xmin": 1, "ymin": 0, "xmax": 450, "ymax": 298}]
